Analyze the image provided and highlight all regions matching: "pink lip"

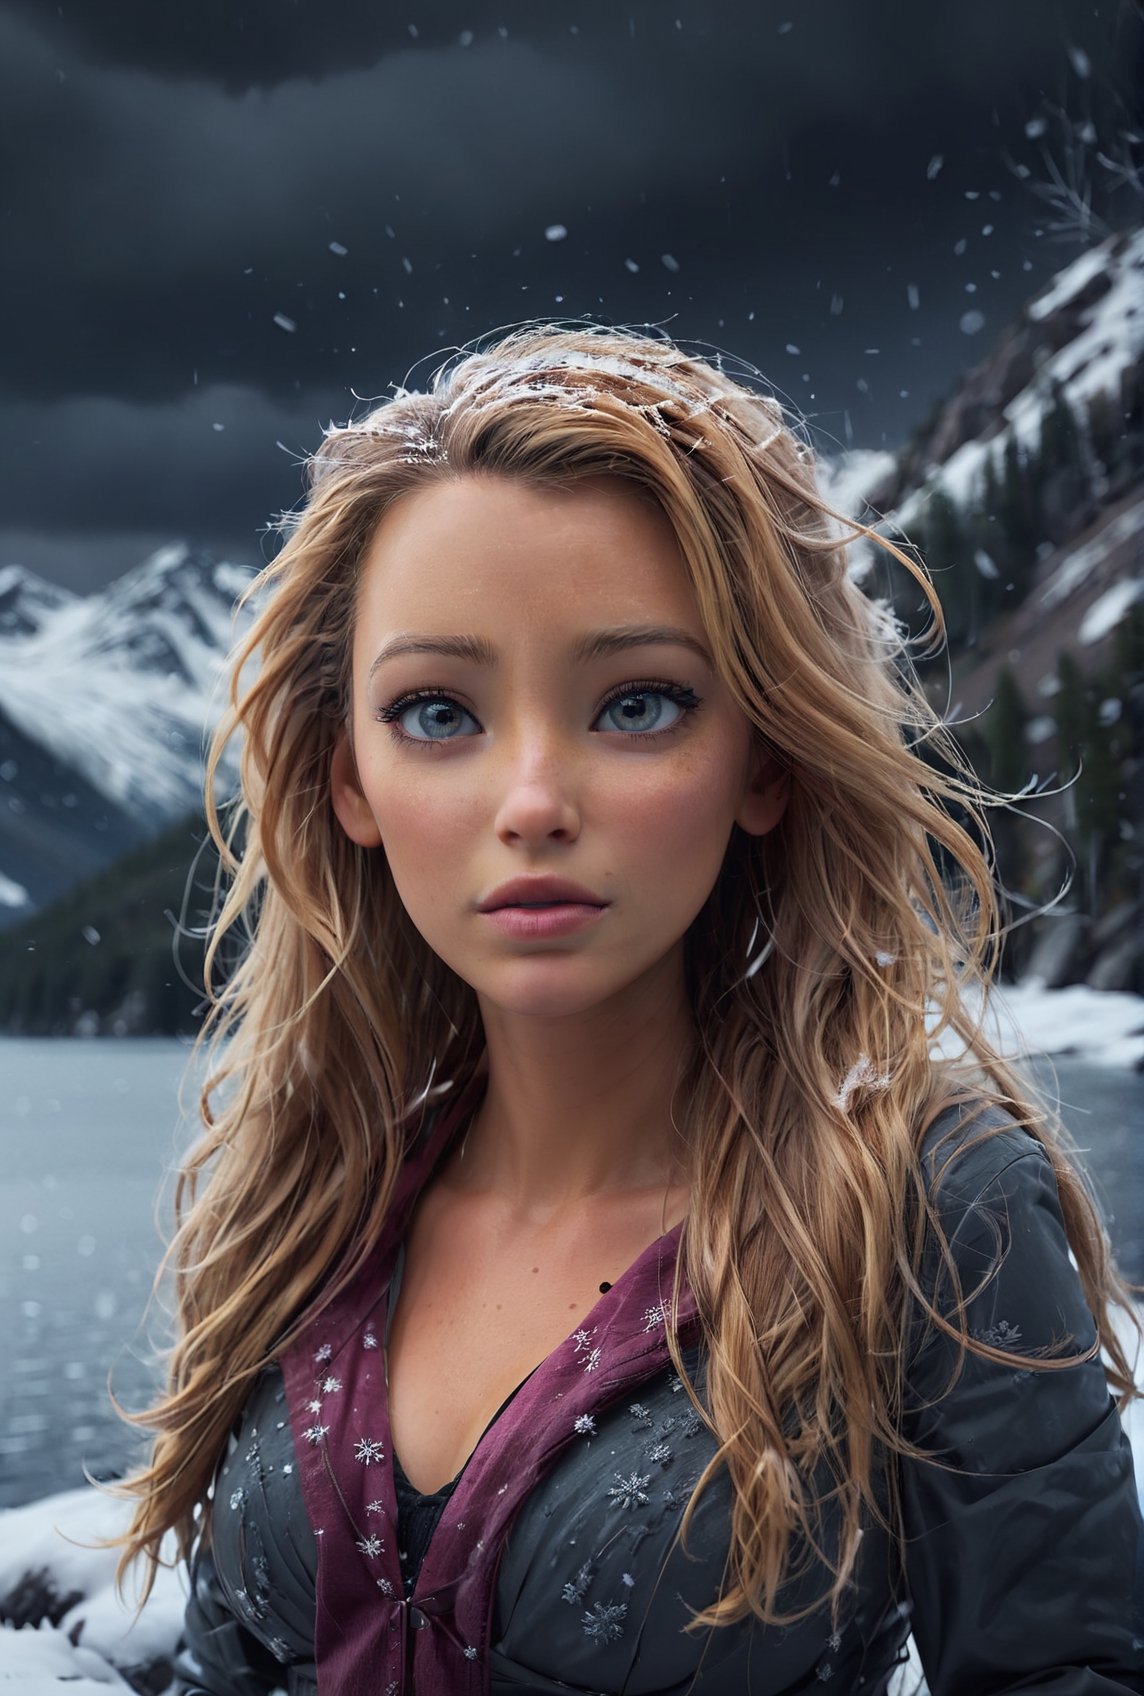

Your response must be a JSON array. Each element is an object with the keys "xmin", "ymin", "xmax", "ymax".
[
  {"xmin": 482, "ymin": 903, "xmax": 607, "ymax": 940},
  {"xmin": 478, "ymin": 876, "xmax": 607, "ymax": 912}
]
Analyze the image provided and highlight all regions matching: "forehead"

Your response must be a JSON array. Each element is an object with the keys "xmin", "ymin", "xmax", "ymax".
[{"xmin": 354, "ymin": 474, "xmax": 702, "ymax": 636}]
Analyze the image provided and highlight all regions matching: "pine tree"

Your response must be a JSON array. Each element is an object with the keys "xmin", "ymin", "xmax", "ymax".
[
  {"xmin": 1037, "ymin": 378, "xmax": 1091, "ymax": 542},
  {"xmin": 922, "ymin": 487, "xmax": 975, "ymax": 645},
  {"xmin": 996, "ymin": 432, "xmax": 1038, "ymax": 598},
  {"xmin": 985, "ymin": 666, "xmax": 1030, "ymax": 795},
  {"xmin": 975, "ymin": 446, "xmax": 1012, "ymax": 589}
]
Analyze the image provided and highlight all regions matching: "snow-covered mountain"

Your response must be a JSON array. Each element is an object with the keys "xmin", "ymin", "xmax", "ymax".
[
  {"xmin": 0, "ymin": 565, "xmax": 76, "ymax": 640},
  {"xmin": 827, "ymin": 224, "xmax": 1144, "ymax": 538},
  {"xmin": 0, "ymin": 546, "xmax": 257, "ymax": 920}
]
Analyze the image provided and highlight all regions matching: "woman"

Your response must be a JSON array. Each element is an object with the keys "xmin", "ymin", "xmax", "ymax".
[{"xmin": 116, "ymin": 325, "xmax": 1141, "ymax": 1693}]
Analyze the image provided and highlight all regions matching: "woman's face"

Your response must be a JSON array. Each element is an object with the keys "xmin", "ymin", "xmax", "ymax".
[{"xmin": 331, "ymin": 474, "xmax": 788, "ymax": 1022}]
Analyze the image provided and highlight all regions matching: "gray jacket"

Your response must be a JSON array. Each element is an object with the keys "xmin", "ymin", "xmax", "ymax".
[{"xmin": 175, "ymin": 1104, "xmax": 1143, "ymax": 1694}]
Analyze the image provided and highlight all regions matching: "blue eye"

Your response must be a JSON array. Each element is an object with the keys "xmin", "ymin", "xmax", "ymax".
[
  {"xmin": 598, "ymin": 687, "xmax": 689, "ymax": 736},
  {"xmin": 383, "ymin": 696, "xmax": 479, "ymax": 744},
  {"xmin": 375, "ymin": 679, "xmax": 703, "ymax": 749}
]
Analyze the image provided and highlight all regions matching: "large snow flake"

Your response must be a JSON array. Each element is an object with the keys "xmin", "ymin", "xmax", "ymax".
[
  {"xmin": 607, "ymin": 1470, "xmax": 652, "ymax": 1511},
  {"xmin": 581, "ymin": 1599, "xmax": 628, "ymax": 1644},
  {"xmin": 354, "ymin": 1437, "xmax": 385, "ymax": 1465}
]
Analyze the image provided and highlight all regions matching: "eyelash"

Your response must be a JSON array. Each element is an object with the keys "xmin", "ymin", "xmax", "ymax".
[{"xmin": 375, "ymin": 678, "xmax": 704, "ymax": 750}]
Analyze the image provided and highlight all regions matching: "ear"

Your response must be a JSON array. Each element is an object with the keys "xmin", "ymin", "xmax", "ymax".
[
  {"xmin": 735, "ymin": 745, "xmax": 791, "ymax": 839},
  {"xmin": 330, "ymin": 728, "xmax": 384, "ymax": 848}
]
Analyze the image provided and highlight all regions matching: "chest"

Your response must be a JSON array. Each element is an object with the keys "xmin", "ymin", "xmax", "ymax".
[{"xmin": 384, "ymin": 1184, "xmax": 685, "ymax": 1494}]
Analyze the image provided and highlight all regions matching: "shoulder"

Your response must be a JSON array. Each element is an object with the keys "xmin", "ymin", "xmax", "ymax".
[
  {"xmin": 915, "ymin": 1097, "xmax": 1048, "ymax": 1203},
  {"xmin": 915, "ymin": 1092, "xmax": 1064, "ymax": 1275},
  {"xmin": 904, "ymin": 1097, "xmax": 1104, "ymax": 1382}
]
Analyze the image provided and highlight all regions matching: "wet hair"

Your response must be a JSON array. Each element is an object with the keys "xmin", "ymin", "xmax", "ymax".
[{"xmin": 113, "ymin": 323, "xmax": 1138, "ymax": 1628}]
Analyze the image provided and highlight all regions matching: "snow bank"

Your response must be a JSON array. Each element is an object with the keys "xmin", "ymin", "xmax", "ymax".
[
  {"xmin": 966, "ymin": 978, "xmax": 1144, "ymax": 1070},
  {"xmin": 0, "ymin": 1487, "xmax": 186, "ymax": 1691},
  {"xmin": 921, "ymin": 976, "xmax": 1144, "ymax": 1070}
]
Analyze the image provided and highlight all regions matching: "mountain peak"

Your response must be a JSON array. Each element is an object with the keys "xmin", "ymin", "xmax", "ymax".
[{"xmin": 0, "ymin": 564, "xmax": 77, "ymax": 639}]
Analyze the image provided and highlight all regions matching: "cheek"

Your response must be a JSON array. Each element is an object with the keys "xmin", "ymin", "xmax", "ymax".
[
  {"xmin": 370, "ymin": 776, "xmax": 460, "ymax": 836},
  {"xmin": 357, "ymin": 760, "xmax": 483, "ymax": 903},
  {"xmin": 606, "ymin": 749, "xmax": 741, "ymax": 872}
]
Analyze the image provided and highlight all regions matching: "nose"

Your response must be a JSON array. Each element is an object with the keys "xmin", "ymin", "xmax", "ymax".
[{"xmin": 492, "ymin": 730, "xmax": 582, "ymax": 846}]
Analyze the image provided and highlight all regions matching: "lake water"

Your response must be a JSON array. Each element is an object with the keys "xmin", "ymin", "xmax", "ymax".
[{"xmin": 0, "ymin": 1036, "xmax": 1140, "ymax": 1510}]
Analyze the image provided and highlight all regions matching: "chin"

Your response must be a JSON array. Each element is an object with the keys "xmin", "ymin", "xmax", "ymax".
[{"xmin": 477, "ymin": 961, "xmax": 659, "ymax": 1022}]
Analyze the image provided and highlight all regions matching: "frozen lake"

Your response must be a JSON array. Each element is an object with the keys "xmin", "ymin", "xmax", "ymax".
[{"xmin": 0, "ymin": 1030, "xmax": 1140, "ymax": 1510}]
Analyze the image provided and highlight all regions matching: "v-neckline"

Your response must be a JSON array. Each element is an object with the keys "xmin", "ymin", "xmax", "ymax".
[{"xmin": 381, "ymin": 1090, "xmax": 689, "ymax": 1499}]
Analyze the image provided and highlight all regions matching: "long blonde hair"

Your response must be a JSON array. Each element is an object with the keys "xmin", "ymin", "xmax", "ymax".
[{"xmin": 114, "ymin": 323, "xmax": 1139, "ymax": 1627}]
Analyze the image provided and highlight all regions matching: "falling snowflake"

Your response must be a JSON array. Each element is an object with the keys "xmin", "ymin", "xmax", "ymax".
[
  {"xmin": 607, "ymin": 1470, "xmax": 652, "ymax": 1511},
  {"xmin": 321, "ymin": 1377, "xmax": 343, "ymax": 1395},
  {"xmin": 314, "ymin": 1343, "xmax": 333, "ymax": 1364},
  {"xmin": 668, "ymin": 1375, "xmax": 685, "ymax": 1394},
  {"xmin": 354, "ymin": 1437, "xmax": 385, "ymax": 1465},
  {"xmin": 303, "ymin": 1424, "xmax": 329, "ymax": 1445},
  {"xmin": 680, "ymin": 1412, "xmax": 703, "ymax": 1439},
  {"xmin": 561, "ymin": 1560, "xmax": 596, "ymax": 1604},
  {"xmin": 628, "ymin": 1403, "xmax": 653, "ymax": 1427},
  {"xmin": 621, "ymin": 1571, "xmax": 635, "ymax": 1588},
  {"xmin": 363, "ymin": 1331, "xmax": 379, "ymax": 1350},
  {"xmin": 573, "ymin": 1413, "xmax": 597, "ymax": 1436},
  {"xmin": 648, "ymin": 1441, "xmax": 673, "ymax": 1466},
  {"xmin": 377, "ymin": 1578, "xmax": 395, "ymax": 1598},
  {"xmin": 581, "ymin": 1599, "xmax": 628, "ymax": 1643},
  {"xmin": 583, "ymin": 1347, "xmax": 602, "ymax": 1373},
  {"xmin": 356, "ymin": 1534, "xmax": 384, "ymax": 1557},
  {"xmin": 308, "ymin": 1399, "xmax": 323, "ymax": 1415},
  {"xmin": 572, "ymin": 1328, "xmax": 596, "ymax": 1356},
  {"xmin": 229, "ymin": 1487, "xmax": 244, "ymax": 1510},
  {"xmin": 462, "ymin": 1646, "xmax": 478, "ymax": 1660},
  {"xmin": 367, "ymin": 1499, "xmax": 385, "ymax": 1514},
  {"xmin": 642, "ymin": 1302, "xmax": 668, "ymax": 1332}
]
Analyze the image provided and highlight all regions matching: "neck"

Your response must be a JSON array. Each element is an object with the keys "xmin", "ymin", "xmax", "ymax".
[{"xmin": 453, "ymin": 959, "xmax": 695, "ymax": 1220}]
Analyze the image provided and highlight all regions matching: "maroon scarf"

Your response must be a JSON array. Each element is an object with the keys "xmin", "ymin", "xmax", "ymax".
[{"xmin": 279, "ymin": 1072, "xmax": 699, "ymax": 1694}]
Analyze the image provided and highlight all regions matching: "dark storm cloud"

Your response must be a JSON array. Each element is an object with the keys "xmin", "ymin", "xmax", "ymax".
[
  {"xmin": 8, "ymin": 0, "xmax": 1113, "ymax": 97},
  {"xmin": 0, "ymin": 381, "xmax": 340, "ymax": 549},
  {"xmin": 2, "ymin": 0, "xmax": 1140, "ymax": 590}
]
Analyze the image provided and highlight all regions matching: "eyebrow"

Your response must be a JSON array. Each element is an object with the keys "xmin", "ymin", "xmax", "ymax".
[{"xmin": 368, "ymin": 623, "xmax": 714, "ymax": 679}]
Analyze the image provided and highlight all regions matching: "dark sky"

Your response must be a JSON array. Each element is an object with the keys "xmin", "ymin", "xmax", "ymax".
[{"xmin": 2, "ymin": 0, "xmax": 1140, "ymax": 592}]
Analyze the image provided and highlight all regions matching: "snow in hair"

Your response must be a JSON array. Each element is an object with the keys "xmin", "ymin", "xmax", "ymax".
[
  {"xmin": 833, "ymin": 1055, "xmax": 893, "ymax": 1114},
  {"xmin": 341, "ymin": 340, "xmax": 789, "ymax": 457}
]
